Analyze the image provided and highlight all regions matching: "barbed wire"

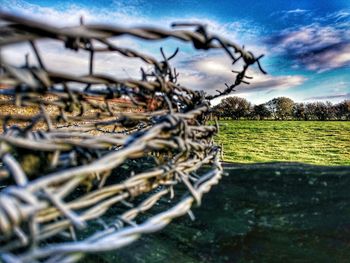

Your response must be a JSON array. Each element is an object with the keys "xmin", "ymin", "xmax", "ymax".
[{"xmin": 0, "ymin": 11, "xmax": 264, "ymax": 262}]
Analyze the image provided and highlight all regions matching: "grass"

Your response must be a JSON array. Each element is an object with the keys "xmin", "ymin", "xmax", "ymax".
[{"xmin": 214, "ymin": 120, "xmax": 350, "ymax": 165}]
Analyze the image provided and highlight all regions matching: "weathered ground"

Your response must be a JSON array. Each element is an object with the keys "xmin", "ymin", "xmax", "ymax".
[{"xmin": 86, "ymin": 162, "xmax": 350, "ymax": 263}]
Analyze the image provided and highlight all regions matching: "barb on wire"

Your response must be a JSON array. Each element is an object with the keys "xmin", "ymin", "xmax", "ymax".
[{"xmin": 0, "ymin": 11, "xmax": 264, "ymax": 263}]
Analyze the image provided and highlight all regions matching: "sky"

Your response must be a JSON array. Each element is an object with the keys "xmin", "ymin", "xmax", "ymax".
[{"xmin": 1, "ymin": 0, "xmax": 350, "ymax": 105}]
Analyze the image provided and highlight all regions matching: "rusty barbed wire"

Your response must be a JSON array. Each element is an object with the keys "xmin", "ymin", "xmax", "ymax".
[{"xmin": 0, "ymin": 11, "xmax": 264, "ymax": 263}]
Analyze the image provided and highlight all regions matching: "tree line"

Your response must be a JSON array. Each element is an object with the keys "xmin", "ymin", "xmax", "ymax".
[{"xmin": 211, "ymin": 96, "xmax": 350, "ymax": 120}]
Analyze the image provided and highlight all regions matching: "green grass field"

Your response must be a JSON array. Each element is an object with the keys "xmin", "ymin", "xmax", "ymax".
[{"xmin": 215, "ymin": 121, "xmax": 350, "ymax": 165}]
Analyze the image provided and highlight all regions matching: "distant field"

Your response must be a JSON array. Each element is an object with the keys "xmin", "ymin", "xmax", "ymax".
[{"xmin": 215, "ymin": 121, "xmax": 350, "ymax": 165}]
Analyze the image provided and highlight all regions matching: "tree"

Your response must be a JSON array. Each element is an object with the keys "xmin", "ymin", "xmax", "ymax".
[
  {"xmin": 252, "ymin": 104, "xmax": 271, "ymax": 120},
  {"xmin": 211, "ymin": 97, "xmax": 349, "ymax": 121},
  {"xmin": 335, "ymin": 100, "xmax": 350, "ymax": 120},
  {"xmin": 211, "ymin": 104, "xmax": 225, "ymax": 120},
  {"xmin": 266, "ymin": 97, "xmax": 294, "ymax": 120},
  {"xmin": 304, "ymin": 102, "xmax": 317, "ymax": 120},
  {"xmin": 214, "ymin": 96, "xmax": 251, "ymax": 120},
  {"xmin": 314, "ymin": 102, "xmax": 329, "ymax": 120},
  {"xmin": 325, "ymin": 101, "xmax": 336, "ymax": 120},
  {"xmin": 293, "ymin": 103, "xmax": 306, "ymax": 120},
  {"xmin": 312, "ymin": 101, "xmax": 336, "ymax": 121}
]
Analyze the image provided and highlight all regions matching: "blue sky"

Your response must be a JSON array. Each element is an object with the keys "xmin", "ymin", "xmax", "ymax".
[{"xmin": 1, "ymin": 0, "xmax": 350, "ymax": 104}]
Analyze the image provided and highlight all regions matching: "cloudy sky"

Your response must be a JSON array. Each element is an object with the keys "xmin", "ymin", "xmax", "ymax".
[{"xmin": 1, "ymin": 0, "xmax": 350, "ymax": 104}]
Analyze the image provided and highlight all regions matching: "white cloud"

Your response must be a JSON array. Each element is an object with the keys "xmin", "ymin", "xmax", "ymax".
[
  {"xmin": 1, "ymin": 0, "xmax": 147, "ymax": 26},
  {"xmin": 304, "ymin": 93, "xmax": 350, "ymax": 102},
  {"xmin": 1, "ymin": 38, "xmax": 149, "ymax": 79},
  {"xmin": 316, "ymin": 9, "xmax": 350, "ymax": 25},
  {"xmin": 176, "ymin": 53, "xmax": 306, "ymax": 104},
  {"xmin": 270, "ymin": 8, "xmax": 312, "ymax": 22},
  {"xmin": 304, "ymin": 43, "xmax": 350, "ymax": 72},
  {"xmin": 267, "ymin": 22, "xmax": 350, "ymax": 72},
  {"xmin": 1, "ymin": 0, "xmax": 272, "ymax": 101},
  {"xmin": 286, "ymin": 9, "xmax": 309, "ymax": 14},
  {"xmin": 273, "ymin": 24, "xmax": 344, "ymax": 52}
]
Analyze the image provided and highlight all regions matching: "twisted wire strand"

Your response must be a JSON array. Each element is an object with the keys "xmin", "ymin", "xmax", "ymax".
[{"xmin": 0, "ymin": 11, "xmax": 264, "ymax": 262}]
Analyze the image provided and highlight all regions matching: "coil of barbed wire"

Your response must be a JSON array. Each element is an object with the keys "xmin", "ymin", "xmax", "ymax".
[{"xmin": 0, "ymin": 12, "xmax": 265, "ymax": 263}]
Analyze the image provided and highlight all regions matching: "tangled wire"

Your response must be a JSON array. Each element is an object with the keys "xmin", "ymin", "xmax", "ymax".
[{"xmin": 0, "ymin": 12, "xmax": 265, "ymax": 262}]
